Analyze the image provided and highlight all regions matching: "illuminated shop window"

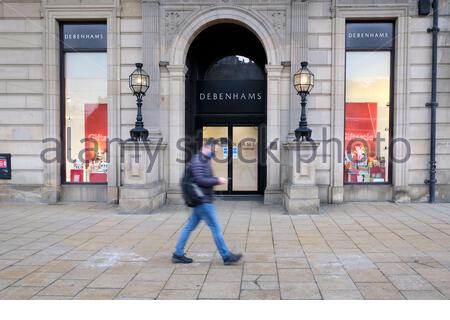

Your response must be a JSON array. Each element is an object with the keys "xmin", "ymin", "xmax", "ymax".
[
  {"xmin": 61, "ymin": 24, "xmax": 108, "ymax": 184},
  {"xmin": 344, "ymin": 22, "xmax": 394, "ymax": 184}
]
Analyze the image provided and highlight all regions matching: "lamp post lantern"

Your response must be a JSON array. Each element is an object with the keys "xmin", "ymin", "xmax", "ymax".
[
  {"xmin": 129, "ymin": 63, "xmax": 150, "ymax": 141},
  {"xmin": 293, "ymin": 61, "xmax": 315, "ymax": 141}
]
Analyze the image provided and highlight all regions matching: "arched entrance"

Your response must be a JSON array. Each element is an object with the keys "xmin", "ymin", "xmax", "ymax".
[
  {"xmin": 185, "ymin": 23, "xmax": 267, "ymax": 195},
  {"xmin": 164, "ymin": 6, "xmax": 285, "ymax": 204}
]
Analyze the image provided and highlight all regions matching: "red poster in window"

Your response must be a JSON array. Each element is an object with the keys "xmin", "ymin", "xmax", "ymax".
[
  {"xmin": 345, "ymin": 102, "xmax": 377, "ymax": 159},
  {"xmin": 0, "ymin": 159, "xmax": 6, "ymax": 168},
  {"xmin": 84, "ymin": 103, "xmax": 108, "ymax": 162}
]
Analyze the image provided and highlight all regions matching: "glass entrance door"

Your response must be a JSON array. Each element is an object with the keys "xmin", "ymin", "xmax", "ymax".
[{"xmin": 202, "ymin": 126, "xmax": 259, "ymax": 193}]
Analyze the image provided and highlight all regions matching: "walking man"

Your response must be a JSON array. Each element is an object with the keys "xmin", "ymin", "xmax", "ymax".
[{"xmin": 172, "ymin": 138, "xmax": 242, "ymax": 265}]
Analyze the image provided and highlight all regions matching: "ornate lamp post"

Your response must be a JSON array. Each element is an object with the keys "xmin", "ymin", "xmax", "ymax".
[
  {"xmin": 129, "ymin": 63, "xmax": 150, "ymax": 141},
  {"xmin": 293, "ymin": 61, "xmax": 315, "ymax": 141}
]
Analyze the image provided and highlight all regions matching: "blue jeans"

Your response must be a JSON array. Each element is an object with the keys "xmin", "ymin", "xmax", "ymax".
[{"xmin": 174, "ymin": 203, "xmax": 230, "ymax": 259}]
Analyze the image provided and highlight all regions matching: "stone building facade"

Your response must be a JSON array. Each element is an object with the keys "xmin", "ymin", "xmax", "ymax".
[{"xmin": 0, "ymin": 0, "xmax": 449, "ymax": 206}]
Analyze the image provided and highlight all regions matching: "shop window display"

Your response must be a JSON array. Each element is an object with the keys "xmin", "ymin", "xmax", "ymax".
[
  {"xmin": 62, "ymin": 23, "xmax": 108, "ymax": 184},
  {"xmin": 344, "ymin": 22, "xmax": 394, "ymax": 184}
]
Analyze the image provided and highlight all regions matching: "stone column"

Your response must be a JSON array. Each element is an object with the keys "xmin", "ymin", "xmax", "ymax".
[
  {"xmin": 392, "ymin": 14, "xmax": 410, "ymax": 203},
  {"xmin": 329, "ymin": 14, "xmax": 345, "ymax": 204},
  {"xmin": 166, "ymin": 65, "xmax": 187, "ymax": 204},
  {"xmin": 264, "ymin": 65, "xmax": 284, "ymax": 204},
  {"xmin": 142, "ymin": 0, "xmax": 161, "ymax": 133},
  {"xmin": 282, "ymin": 140, "xmax": 321, "ymax": 214},
  {"xmin": 290, "ymin": 0, "xmax": 309, "ymax": 131},
  {"xmin": 119, "ymin": 140, "xmax": 167, "ymax": 213}
]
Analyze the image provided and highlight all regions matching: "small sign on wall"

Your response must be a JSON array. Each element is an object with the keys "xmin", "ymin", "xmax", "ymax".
[
  {"xmin": 0, "ymin": 154, "xmax": 11, "ymax": 180},
  {"xmin": 223, "ymin": 147, "xmax": 228, "ymax": 160},
  {"xmin": 232, "ymin": 146, "xmax": 238, "ymax": 159}
]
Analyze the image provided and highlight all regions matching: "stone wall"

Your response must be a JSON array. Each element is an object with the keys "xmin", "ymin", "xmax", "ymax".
[
  {"xmin": 120, "ymin": 0, "xmax": 143, "ymax": 140},
  {"xmin": 407, "ymin": 0, "xmax": 450, "ymax": 201},
  {"xmin": 0, "ymin": 0, "xmax": 44, "ymax": 201}
]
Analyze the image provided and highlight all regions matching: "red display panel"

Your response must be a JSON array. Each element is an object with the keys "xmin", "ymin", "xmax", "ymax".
[
  {"xmin": 89, "ymin": 173, "xmax": 107, "ymax": 183},
  {"xmin": 70, "ymin": 169, "xmax": 84, "ymax": 183},
  {"xmin": 345, "ymin": 102, "xmax": 378, "ymax": 161},
  {"xmin": 84, "ymin": 103, "xmax": 108, "ymax": 163}
]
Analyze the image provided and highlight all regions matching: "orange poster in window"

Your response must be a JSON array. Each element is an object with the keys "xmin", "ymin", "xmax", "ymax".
[
  {"xmin": 84, "ymin": 103, "xmax": 108, "ymax": 162},
  {"xmin": 345, "ymin": 102, "xmax": 378, "ymax": 160}
]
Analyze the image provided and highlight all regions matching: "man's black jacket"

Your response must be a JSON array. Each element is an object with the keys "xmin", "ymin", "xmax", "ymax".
[{"xmin": 190, "ymin": 153, "xmax": 219, "ymax": 203}]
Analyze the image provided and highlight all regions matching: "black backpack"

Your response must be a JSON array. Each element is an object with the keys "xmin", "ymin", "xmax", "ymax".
[{"xmin": 181, "ymin": 163, "xmax": 204, "ymax": 207}]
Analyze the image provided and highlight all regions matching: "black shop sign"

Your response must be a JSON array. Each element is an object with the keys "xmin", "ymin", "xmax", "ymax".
[
  {"xmin": 0, "ymin": 154, "xmax": 11, "ymax": 180},
  {"xmin": 196, "ymin": 80, "xmax": 266, "ymax": 114},
  {"xmin": 62, "ymin": 24, "xmax": 107, "ymax": 51},
  {"xmin": 346, "ymin": 22, "xmax": 394, "ymax": 50}
]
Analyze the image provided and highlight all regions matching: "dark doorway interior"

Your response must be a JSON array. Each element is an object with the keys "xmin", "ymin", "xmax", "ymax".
[{"xmin": 185, "ymin": 23, "xmax": 267, "ymax": 195}]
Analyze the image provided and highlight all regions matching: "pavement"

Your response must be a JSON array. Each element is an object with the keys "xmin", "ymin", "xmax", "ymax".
[{"xmin": 0, "ymin": 201, "xmax": 450, "ymax": 300}]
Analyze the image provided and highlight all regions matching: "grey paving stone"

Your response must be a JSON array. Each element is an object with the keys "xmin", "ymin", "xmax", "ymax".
[
  {"xmin": 240, "ymin": 289, "xmax": 280, "ymax": 300},
  {"xmin": 157, "ymin": 289, "xmax": 200, "ymax": 300},
  {"xmin": 278, "ymin": 268, "xmax": 315, "ymax": 282},
  {"xmin": 38, "ymin": 279, "xmax": 91, "ymax": 297},
  {"xmin": 388, "ymin": 275, "xmax": 435, "ymax": 291},
  {"xmin": 164, "ymin": 274, "xmax": 206, "ymax": 290},
  {"xmin": 320, "ymin": 289, "xmax": 364, "ymax": 300},
  {"xmin": 401, "ymin": 290, "xmax": 446, "ymax": 300},
  {"xmin": 244, "ymin": 262, "xmax": 277, "ymax": 275},
  {"xmin": 14, "ymin": 272, "xmax": 62, "ymax": 287},
  {"xmin": 117, "ymin": 281, "xmax": 165, "ymax": 299},
  {"xmin": 134, "ymin": 267, "xmax": 174, "ymax": 282},
  {"xmin": 280, "ymin": 282, "xmax": 321, "ymax": 300},
  {"xmin": 347, "ymin": 269, "xmax": 389, "ymax": 283},
  {"xmin": 88, "ymin": 273, "xmax": 135, "ymax": 289},
  {"xmin": 0, "ymin": 286, "xmax": 44, "ymax": 299},
  {"xmin": 74, "ymin": 288, "xmax": 121, "ymax": 300},
  {"xmin": 205, "ymin": 268, "xmax": 242, "ymax": 282},
  {"xmin": 199, "ymin": 281, "xmax": 241, "ymax": 299},
  {"xmin": 356, "ymin": 282, "xmax": 404, "ymax": 300},
  {"xmin": 174, "ymin": 262, "xmax": 210, "ymax": 275},
  {"xmin": 316, "ymin": 274, "xmax": 357, "ymax": 291}
]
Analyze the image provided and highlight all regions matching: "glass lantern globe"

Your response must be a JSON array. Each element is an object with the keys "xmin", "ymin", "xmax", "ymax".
[
  {"xmin": 129, "ymin": 63, "xmax": 150, "ymax": 96},
  {"xmin": 293, "ymin": 61, "xmax": 314, "ymax": 95}
]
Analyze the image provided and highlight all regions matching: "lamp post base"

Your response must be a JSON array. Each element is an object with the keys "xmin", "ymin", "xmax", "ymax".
[
  {"xmin": 294, "ymin": 126, "xmax": 312, "ymax": 142},
  {"xmin": 130, "ymin": 126, "xmax": 149, "ymax": 141}
]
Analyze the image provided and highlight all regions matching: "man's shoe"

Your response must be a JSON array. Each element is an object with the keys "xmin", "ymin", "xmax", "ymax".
[
  {"xmin": 172, "ymin": 253, "xmax": 193, "ymax": 264},
  {"xmin": 223, "ymin": 252, "xmax": 243, "ymax": 265}
]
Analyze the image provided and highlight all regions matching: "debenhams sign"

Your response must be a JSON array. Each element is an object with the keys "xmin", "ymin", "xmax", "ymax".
[
  {"xmin": 346, "ymin": 22, "xmax": 393, "ymax": 50},
  {"xmin": 199, "ymin": 92, "xmax": 263, "ymax": 101},
  {"xmin": 62, "ymin": 24, "xmax": 107, "ymax": 50},
  {"xmin": 197, "ymin": 80, "xmax": 266, "ymax": 114}
]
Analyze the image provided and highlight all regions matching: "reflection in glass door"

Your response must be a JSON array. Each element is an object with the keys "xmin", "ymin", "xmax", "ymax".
[
  {"xmin": 202, "ymin": 126, "xmax": 228, "ymax": 191},
  {"xmin": 233, "ymin": 127, "xmax": 258, "ymax": 191},
  {"xmin": 202, "ymin": 126, "xmax": 259, "ymax": 193}
]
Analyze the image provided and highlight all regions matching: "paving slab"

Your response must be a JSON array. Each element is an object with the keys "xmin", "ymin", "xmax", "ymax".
[
  {"xmin": 117, "ymin": 281, "xmax": 165, "ymax": 299},
  {"xmin": 279, "ymin": 282, "xmax": 321, "ymax": 300},
  {"xmin": 199, "ymin": 281, "xmax": 241, "ymax": 299},
  {"xmin": 157, "ymin": 289, "xmax": 200, "ymax": 300}
]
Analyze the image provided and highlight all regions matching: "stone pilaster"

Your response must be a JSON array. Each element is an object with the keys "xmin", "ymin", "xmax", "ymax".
[
  {"xmin": 282, "ymin": 140, "xmax": 321, "ymax": 214},
  {"xmin": 290, "ymin": 0, "xmax": 309, "ymax": 130},
  {"xmin": 119, "ymin": 140, "xmax": 167, "ymax": 213},
  {"xmin": 142, "ymin": 0, "xmax": 161, "ymax": 134},
  {"xmin": 264, "ymin": 65, "xmax": 284, "ymax": 204},
  {"xmin": 166, "ymin": 65, "xmax": 188, "ymax": 204}
]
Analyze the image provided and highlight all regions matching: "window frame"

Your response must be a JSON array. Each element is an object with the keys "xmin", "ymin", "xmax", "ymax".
[
  {"xmin": 60, "ymin": 21, "xmax": 108, "ymax": 185},
  {"xmin": 343, "ymin": 20, "xmax": 396, "ymax": 185}
]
